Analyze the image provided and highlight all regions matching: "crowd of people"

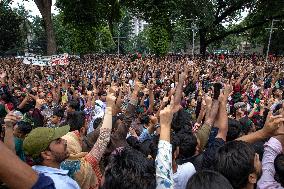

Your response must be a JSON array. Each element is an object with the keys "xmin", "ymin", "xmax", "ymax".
[{"xmin": 0, "ymin": 54, "xmax": 284, "ymax": 189}]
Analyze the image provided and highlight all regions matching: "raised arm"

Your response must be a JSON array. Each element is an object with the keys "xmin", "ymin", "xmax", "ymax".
[
  {"xmin": 3, "ymin": 112, "xmax": 19, "ymax": 153},
  {"xmin": 215, "ymin": 84, "xmax": 231, "ymax": 141},
  {"xmin": 147, "ymin": 82, "xmax": 155, "ymax": 113},
  {"xmin": 114, "ymin": 81, "xmax": 141, "ymax": 138},
  {"xmin": 237, "ymin": 112, "xmax": 284, "ymax": 143},
  {"xmin": 85, "ymin": 92, "xmax": 116, "ymax": 163},
  {"xmin": 0, "ymin": 140, "xmax": 45, "ymax": 189},
  {"xmin": 156, "ymin": 97, "xmax": 174, "ymax": 189},
  {"xmin": 257, "ymin": 137, "xmax": 283, "ymax": 189}
]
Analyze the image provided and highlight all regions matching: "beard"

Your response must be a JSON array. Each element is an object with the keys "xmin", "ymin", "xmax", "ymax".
[
  {"xmin": 52, "ymin": 151, "xmax": 69, "ymax": 163},
  {"xmin": 51, "ymin": 144, "xmax": 69, "ymax": 163}
]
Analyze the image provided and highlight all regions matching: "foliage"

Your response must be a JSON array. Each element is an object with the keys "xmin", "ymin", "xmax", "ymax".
[
  {"xmin": 29, "ymin": 12, "xmax": 116, "ymax": 55},
  {"xmin": 56, "ymin": 0, "xmax": 122, "ymax": 34},
  {"xmin": 171, "ymin": 20, "xmax": 191, "ymax": 53},
  {"xmin": 112, "ymin": 9, "xmax": 135, "ymax": 54},
  {"xmin": 29, "ymin": 16, "xmax": 47, "ymax": 54},
  {"xmin": 148, "ymin": 24, "xmax": 170, "ymax": 56},
  {"xmin": 67, "ymin": 25, "xmax": 115, "ymax": 54},
  {"xmin": 134, "ymin": 26, "xmax": 150, "ymax": 54},
  {"xmin": 177, "ymin": 0, "xmax": 284, "ymax": 54},
  {"xmin": 15, "ymin": 4, "xmax": 33, "ymax": 53},
  {"xmin": 0, "ymin": 1, "xmax": 24, "ymax": 55}
]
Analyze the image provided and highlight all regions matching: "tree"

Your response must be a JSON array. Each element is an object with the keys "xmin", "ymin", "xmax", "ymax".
[
  {"xmin": 132, "ymin": 26, "xmax": 150, "ymax": 54},
  {"xmin": 56, "ymin": 0, "xmax": 122, "ymax": 36},
  {"xmin": 16, "ymin": 4, "xmax": 33, "ymax": 52},
  {"xmin": 112, "ymin": 8, "xmax": 135, "ymax": 54},
  {"xmin": 179, "ymin": 0, "xmax": 284, "ymax": 55},
  {"xmin": 32, "ymin": 0, "xmax": 57, "ymax": 55},
  {"xmin": 148, "ymin": 24, "xmax": 170, "ymax": 56},
  {"xmin": 123, "ymin": 0, "xmax": 177, "ymax": 55},
  {"xmin": 52, "ymin": 12, "xmax": 115, "ymax": 54},
  {"xmin": 0, "ymin": 1, "xmax": 23, "ymax": 55},
  {"xmin": 29, "ymin": 16, "xmax": 47, "ymax": 54},
  {"xmin": 248, "ymin": 19, "xmax": 284, "ymax": 55},
  {"xmin": 171, "ymin": 21, "xmax": 191, "ymax": 53}
]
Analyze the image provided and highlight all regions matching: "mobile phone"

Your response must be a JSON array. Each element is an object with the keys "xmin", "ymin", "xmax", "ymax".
[{"xmin": 213, "ymin": 83, "xmax": 222, "ymax": 100}]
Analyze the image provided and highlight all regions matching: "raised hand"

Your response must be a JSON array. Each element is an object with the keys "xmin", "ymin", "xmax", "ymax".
[
  {"xmin": 160, "ymin": 96, "xmax": 174, "ymax": 129},
  {"xmin": 106, "ymin": 92, "xmax": 117, "ymax": 108},
  {"xmin": 205, "ymin": 94, "xmax": 212, "ymax": 106},
  {"xmin": 4, "ymin": 112, "xmax": 22, "ymax": 128},
  {"xmin": 262, "ymin": 112, "xmax": 284, "ymax": 137},
  {"xmin": 223, "ymin": 83, "xmax": 233, "ymax": 98},
  {"xmin": 149, "ymin": 115, "xmax": 158, "ymax": 125},
  {"xmin": 133, "ymin": 81, "xmax": 143, "ymax": 93},
  {"xmin": 35, "ymin": 98, "xmax": 46, "ymax": 109},
  {"xmin": 162, "ymin": 96, "xmax": 169, "ymax": 104},
  {"xmin": 0, "ymin": 71, "xmax": 6, "ymax": 79}
]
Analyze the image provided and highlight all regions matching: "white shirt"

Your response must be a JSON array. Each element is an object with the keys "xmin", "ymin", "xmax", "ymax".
[
  {"xmin": 173, "ymin": 162, "xmax": 196, "ymax": 189},
  {"xmin": 129, "ymin": 79, "xmax": 134, "ymax": 87},
  {"xmin": 33, "ymin": 165, "xmax": 80, "ymax": 189}
]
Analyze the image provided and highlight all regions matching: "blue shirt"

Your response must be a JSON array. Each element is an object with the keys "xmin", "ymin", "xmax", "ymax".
[
  {"xmin": 32, "ymin": 173, "xmax": 55, "ymax": 189},
  {"xmin": 138, "ymin": 128, "xmax": 153, "ymax": 143},
  {"xmin": 32, "ymin": 165, "xmax": 80, "ymax": 189}
]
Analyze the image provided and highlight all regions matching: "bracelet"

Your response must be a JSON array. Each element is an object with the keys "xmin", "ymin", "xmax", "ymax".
[{"xmin": 154, "ymin": 123, "xmax": 160, "ymax": 129}]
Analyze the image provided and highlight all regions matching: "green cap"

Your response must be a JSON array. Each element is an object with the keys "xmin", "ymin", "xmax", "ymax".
[{"xmin": 23, "ymin": 125, "xmax": 70, "ymax": 159}]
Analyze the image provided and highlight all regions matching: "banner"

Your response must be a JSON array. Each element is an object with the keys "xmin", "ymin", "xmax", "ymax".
[
  {"xmin": 51, "ymin": 53, "xmax": 69, "ymax": 66},
  {"xmin": 22, "ymin": 53, "xmax": 69, "ymax": 66}
]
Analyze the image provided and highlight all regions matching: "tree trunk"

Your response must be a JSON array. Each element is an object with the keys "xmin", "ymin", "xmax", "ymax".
[
  {"xmin": 34, "ymin": 0, "xmax": 57, "ymax": 55},
  {"xmin": 199, "ymin": 28, "xmax": 207, "ymax": 57}
]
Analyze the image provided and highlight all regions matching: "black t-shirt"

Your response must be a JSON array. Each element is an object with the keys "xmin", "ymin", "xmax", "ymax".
[{"xmin": 202, "ymin": 137, "xmax": 225, "ymax": 169}]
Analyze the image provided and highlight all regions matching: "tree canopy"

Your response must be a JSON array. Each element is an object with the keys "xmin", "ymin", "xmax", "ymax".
[
  {"xmin": 2, "ymin": 0, "xmax": 284, "ymax": 56},
  {"xmin": 0, "ymin": 1, "xmax": 23, "ymax": 55}
]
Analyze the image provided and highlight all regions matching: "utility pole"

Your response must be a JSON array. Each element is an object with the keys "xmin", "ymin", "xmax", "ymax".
[
  {"xmin": 265, "ymin": 19, "xmax": 279, "ymax": 63},
  {"xmin": 170, "ymin": 20, "xmax": 176, "ymax": 53},
  {"xmin": 113, "ymin": 23, "xmax": 126, "ymax": 55},
  {"xmin": 186, "ymin": 19, "xmax": 198, "ymax": 59}
]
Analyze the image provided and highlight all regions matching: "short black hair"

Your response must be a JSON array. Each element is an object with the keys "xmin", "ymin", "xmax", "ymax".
[
  {"xmin": 53, "ymin": 108, "xmax": 64, "ymax": 118},
  {"xmin": 171, "ymin": 109, "xmax": 191, "ymax": 132},
  {"xmin": 17, "ymin": 121, "xmax": 32, "ymax": 135},
  {"xmin": 227, "ymin": 118, "xmax": 241, "ymax": 141},
  {"xmin": 177, "ymin": 130, "xmax": 197, "ymax": 159},
  {"xmin": 93, "ymin": 117, "xmax": 103, "ymax": 130},
  {"xmin": 140, "ymin": 114, "xmax": 150, "ymax": 125},
  {"xmin": 186, "ymin": 170, "xmax": 233, "ymax": 189},
  {"xmin": 66, "ymin": 111, "xmax": 86, "ymax": 131},
  {"xmin": 275, "ymin": 154, "xmax": 284, "ymax": 187},
  {"xmin": 68, "ymin": 99, "xmax": 80, "ymax": 111},
  {"xmin": 214, "ymin": 140, "xmax": 256, "ymax": 189},
  {"xmin": 100, "ymin": 147, "xmax": 156, "ymax": 189},
  {"xmin": 239, "ymin": 117, "xmax": 253, "ymax": 135}
]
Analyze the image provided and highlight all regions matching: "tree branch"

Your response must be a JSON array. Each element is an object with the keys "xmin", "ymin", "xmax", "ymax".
[
  {"xmin": 207, "ymin": 14, "xmax": 284, "ymax": 45},
  {"xmin": 213, "ymin": 0, "xmax": 252, "ymax": 25}
]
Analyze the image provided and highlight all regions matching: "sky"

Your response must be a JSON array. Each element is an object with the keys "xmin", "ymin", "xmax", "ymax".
[
  {"xmin": 10, "ymin": 0, "xmax": 248, "ymax": 25},
  {"xmin": 10, "ymin": 0, "xmax": 58, "ymax": 17}
]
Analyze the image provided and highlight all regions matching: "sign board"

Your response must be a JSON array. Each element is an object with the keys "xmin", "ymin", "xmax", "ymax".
[{"xmin": 21, "ymin": 53, "xmax": 69, "ymax": 66}]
